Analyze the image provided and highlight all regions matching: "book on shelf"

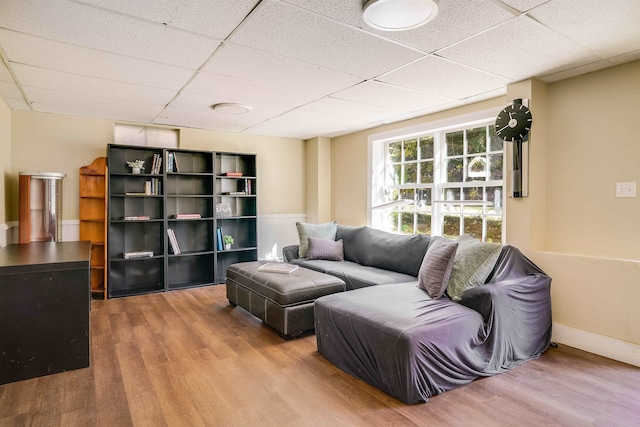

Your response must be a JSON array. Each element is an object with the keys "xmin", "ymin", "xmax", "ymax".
[
  {"xmin": 123, "ymin": 215, "xmax": 150, "ymax": 220},
  {"xmin": 224, "ymin": 172, "xmax": 243, "ymax": 177},
  {"xmin": 123, "ymin": 251, "xmax": 154, "ymax": 259},
  {"xmin": 150, "ymin": 153, "xmax": 162, "ymax": 174},
  {"xmin": 125, "ymin": 192, "xmax": 147, "ymax": 196},
  {"xmin": 216, "ymin": 227, "xmax": 224, "ymax": 251},
  {"xmin": 144, "ymin": 178, "xmax": 162, "ymax": 195},
  {"xmin": 174, "ymin": 213, "xmax": 202, "ymax": 219},
  {"xmin": 167, "ymin": 229, "xmax": 181, "ymax": 254},
  {"xmin": 258, "ymin": 263, "xmax": 299, "ymax": 274},
  {"xmin": 222, "ymin": 191, "xmax": 246, "ymax": 196},
  {"xmin": 166, "ymin": 151, "xmax": 180, "ymax": 173}
]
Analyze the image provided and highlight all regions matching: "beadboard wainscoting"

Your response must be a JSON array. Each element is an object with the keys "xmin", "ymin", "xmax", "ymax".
[{"xmin": 257, "ymin": 214, "xmax": 305, "ymax": 261}]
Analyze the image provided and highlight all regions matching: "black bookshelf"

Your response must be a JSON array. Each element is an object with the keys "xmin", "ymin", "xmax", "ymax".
[{"xmin": 107, "ymin": 145, "xmax": 257, "ymax": 297}]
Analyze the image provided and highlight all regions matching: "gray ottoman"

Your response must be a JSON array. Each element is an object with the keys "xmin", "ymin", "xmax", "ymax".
[{"xmin": 226, "ymin": 261, "xmax": 345, "ymax": 338}]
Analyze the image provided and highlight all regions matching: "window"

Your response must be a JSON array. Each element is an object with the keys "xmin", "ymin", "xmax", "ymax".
[{"xmin": 370, "ymin": 119, "xmax": 504, "ymax": 243}]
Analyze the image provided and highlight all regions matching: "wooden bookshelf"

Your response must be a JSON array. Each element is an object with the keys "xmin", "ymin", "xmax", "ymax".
[{"xmin": 79, "ymin": 157, "xmax": 107, "ymax": 299}]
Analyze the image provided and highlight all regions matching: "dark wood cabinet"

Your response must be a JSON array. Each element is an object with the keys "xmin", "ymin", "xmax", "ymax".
[
  {"xmin": 0, "ymin": 241, "xmax": 91, "ymax": 385},
  {"xmin": 107, "ymin": 145, "xmax": 257, "ymax": 297}
]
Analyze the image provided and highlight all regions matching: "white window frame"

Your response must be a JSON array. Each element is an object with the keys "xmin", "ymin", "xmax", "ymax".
[{"xmin": 368, "ymin": 108, "xmax": 506, "ymax": 242}]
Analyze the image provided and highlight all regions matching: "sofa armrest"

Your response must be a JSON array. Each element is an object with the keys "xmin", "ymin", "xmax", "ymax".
[
  {"xmin": 459, "ymin": 274, "xmax": 552, "ymax": 372},
  {"xmin": 282, "ymin": 245, "xmax": 300, "ymax": 262}
]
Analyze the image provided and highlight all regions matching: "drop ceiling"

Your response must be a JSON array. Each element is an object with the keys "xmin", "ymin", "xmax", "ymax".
[{"xmin": 1, "ymin": 0, "xmax": 639, "ymax": 140}]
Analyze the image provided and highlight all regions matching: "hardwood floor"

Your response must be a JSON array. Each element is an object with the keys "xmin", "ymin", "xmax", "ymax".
[{"xmin": 1, "ymin": 285, "xmax": 639, "ymax": 426}]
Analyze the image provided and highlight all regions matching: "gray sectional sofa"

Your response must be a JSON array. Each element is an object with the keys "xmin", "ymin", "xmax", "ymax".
[{"xmin": 283, "ymin": 224, "xmax": 552, "ymax": 404}]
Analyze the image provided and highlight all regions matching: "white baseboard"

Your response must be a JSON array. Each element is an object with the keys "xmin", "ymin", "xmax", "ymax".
[
  {"xmin": 0, "ymin": 223, "xmax": 8, "ymax": 248},
  {"xmin": 552, "ymin": 323, "xmax": 640, "ymax": 367}
]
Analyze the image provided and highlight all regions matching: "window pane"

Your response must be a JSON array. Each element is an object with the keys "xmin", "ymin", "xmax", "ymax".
[
  {"xmin": 489, "ymin": 128, "xmax": 503, "ymax": 152},
  {"xmin": 446, "ymin": 131, "xmax": 463, "ymax": 156},
  {"xmin": 389, "ymin": 212, "xmax": 399, "ymax": 232},
  {"xmin": 389, "ymin": 141, "xmax": 402, "ymax": 163},
  {"xmin": 404, "ymin": 139, "xmax": 417, "ymax": 161},
  {"xmin": 400, "ymin": 188, "xmax": 414, "ymax": 200},
  {"xmin": 463, "ymin": 215, "xmax": 483, "ymax": 239},
  {"xmin": 388, "ymin": 164, "xmax": 401, "ymax": 185},
  {"xmin": 400, "ymin": 212, "xmax": 414, "ymax": 234},
  {"xmin": 463, "ymin": 187, "xmax": 483, "ymax": 201},
  {"xmin": 404, "ymin": 163, "xmax": 417, "ymax": 184},
  {"xmin": 443, "ymin": 215, "xmax": 461, "ymax": 239},
  {"xmin": 420, "ymin": 160, "xmax": 434, "ymax": 183},
  {"xmin": 489, "ymin": 154, "xmax": 503, "ymax": 181},
  {"xmin": 444, "ymin": 187, "xmax": 461, "ymax": 201},
  {"xmin": 486, "ymin": 217, "xmax": 502, "ymax": 243},
  {"xmin": 417, "ymin": 188, "xmax": 431, "ymax": 211},
  {"xmin": 467, "ymin": 127, "xmax": 486, "ymax": 154},
  {"xmin": 486, "ymin": 186, "xmax": 503, "ymax": 212},
  {"xmin": 420, "ymin": 136, "xmax": 434, "ymax": 159},
  {"xmin": 446, "ymin": 158, "xmax": 463, "ymax": 182},
  {"xmin": 417, "ymin": 213, "xmax": 431, "ymax": 234},
  {"xmin": 466, "ymin": 155, "xmax": 487, "ymax": 182}
]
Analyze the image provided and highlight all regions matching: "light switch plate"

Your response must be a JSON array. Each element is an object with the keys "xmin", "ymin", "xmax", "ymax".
[{"xmin": 616, "ymin": 182, "xmax": 636, "ymax": 198}]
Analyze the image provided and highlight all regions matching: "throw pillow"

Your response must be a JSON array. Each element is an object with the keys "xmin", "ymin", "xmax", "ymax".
[
  {"xmin": 296, "ymin": 221, "xmax": 338, "ymax": 258},
  {"xmin": 417, "ymin": 236, "xmax": 459, "ymax": 299},
  {"xmin": 307, "ymin": 237, "xmax": 344, "ymax": 261},
  {"xmin": 446, "ymin": 235, "xmax": 502, "ymax": 302}
]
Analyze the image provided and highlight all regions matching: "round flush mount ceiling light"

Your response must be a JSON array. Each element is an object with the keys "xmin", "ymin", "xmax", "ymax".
[
  {"xmin": 363, "ymin": 0, "xmax": 439, "ymax": 31},
  {"xmin": 211, "ymin": 103, "xmax": 252, "ymax": 114}
]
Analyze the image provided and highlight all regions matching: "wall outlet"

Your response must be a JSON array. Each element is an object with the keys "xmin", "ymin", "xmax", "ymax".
[{"xmin": 616, "ymin": 182, "xmax": 636, "ymax": 198}]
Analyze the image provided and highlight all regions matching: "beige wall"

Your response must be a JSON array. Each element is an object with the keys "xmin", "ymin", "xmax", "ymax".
[
  {"xmin": 0, "ymin": 98, "xmax": 10, "ymax": 226},
  {"xmin": 533, "ymin": 61, "xmax": 640, "ymax": 352},
  {"xmin": 331, "ymin": 61, "xmax": 640, "ymax": 360},
  {"xmin": 305, "ymin": 136, "xmax": 331, "ymax": 223},
  {"xmin": 544, "ymin": 61, "xmax": 640, "ymax": 259},
  {"xmin": 8, "ymin": 111, "xmax": 306, "ymax": 222}
]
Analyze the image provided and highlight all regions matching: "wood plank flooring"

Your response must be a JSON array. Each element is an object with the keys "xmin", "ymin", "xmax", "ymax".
[{"xmin": 1, "ymin": 285, "xmax": 639, "ymax": 426}]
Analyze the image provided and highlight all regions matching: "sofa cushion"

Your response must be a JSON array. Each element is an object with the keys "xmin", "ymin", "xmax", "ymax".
[
  {"xmin": 307, "ymin": 237, "xmax": 344, "ymax": 261},
  {"xmin": 296, "ymin": 221, "xmax": 338, "ymax": 258},
  {"xmin": 291, "ymin": 259, "xmax": 416, "ymax": 290},
  {"xmin": 417, "ymin": 236, "xmax": 458, "ymax": 299},
  {"xmin": 336, "ymin": 225, "xmax": 430, "ymax": 276},
  {"xmin": 447, "ymin": 235, "xmax": 502, "ymax": 302}
]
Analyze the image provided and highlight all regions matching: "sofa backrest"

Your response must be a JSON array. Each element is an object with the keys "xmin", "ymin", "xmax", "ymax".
[{"xmin": 336, "ymin": 225, "xmax": 431, "ymax": 276}]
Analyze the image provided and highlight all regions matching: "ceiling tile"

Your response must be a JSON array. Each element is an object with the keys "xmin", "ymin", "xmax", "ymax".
[
  {"xmin": 246, "ymin": 108, "xmax": 361, "ymax": 139},
  {"xmin": 300, "ymin": 97, "xmax": 406, "ymax": 124},
  {"xmin": 23, "ymin": 86, "xmax": 164, "ymax": 122},
  {"xmin": 154, "ymin": 106, "xmax": 260, "ymax": 133},
  {"xmin": 0, "ymin": 29, "xmax": 194, "ymax": 91},
  {"xmin": 378, "ymin": 55, "xmax": 509, "ymax": 99},
  {"xmin": 0, "ymin": 81, "xmax": 23, "ymax": 99},
  {"xmin": 78, "ymin": 0, "xmax": 259, "ymax": 39},
  {"xmin": 3, "ymin": 97, "xmax": 30, "ymax": 110},
  {"xmin": 539, "ymin": 60, "xmax": 617, "ymax": 83},
  {"xmin": 284, "ymin": 0, "xmax": 515, "ymax": 53},
  {"xmin": 528, "ymin": 0, "xmax": 640, "ymax": 58},
  {"xmin": 203, "ymin": 42, "xmax": 363, "ymax": 95},
  {"xmin": 229, "ymin": 0, "xmax": 423, "ymax": 79},
  {"xmin": 11, "ymin": 64, "xmax": 176, "ymax": 105},
  {"xmin": 437, "ymin": 15, "xmax": 600, "ymax": 80},
  {"xmin": 332, "ymin": 80, "xmax": 456, "ymax": 111},
  {"xmin": 183, "ymin": 71, "xmax": 322, "ymax": 110},
  {"xmin": 0, "ymin": 0, "xmax": 221, "ymax": 68},
  {"xmin": 500, "ymin": 0, "xmax": 548, "ymax": 12},
  {"xmin": 0, "ymin": 60, "xmax": 13, "ymax": 82},
  {"xmin": 166, "ymin": 91, "xmax": 293, "ymax": 121}
]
